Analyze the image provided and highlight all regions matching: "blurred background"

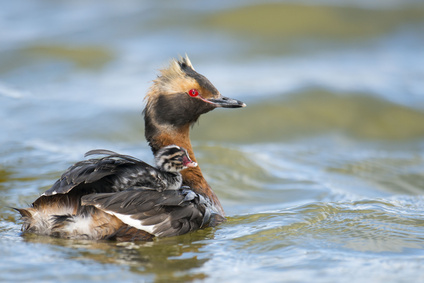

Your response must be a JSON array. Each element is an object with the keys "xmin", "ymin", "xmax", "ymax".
[{"xmin": 1, "ymin": 1, "xmax": 424, "ymax": 282}]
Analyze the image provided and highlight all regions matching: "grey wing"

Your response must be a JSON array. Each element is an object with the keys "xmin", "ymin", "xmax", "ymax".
[
  {"xmin": 81, "ymin": 188, "xmax": 226, "ymax": 237},
  {"xmin": 42, "ymin": 150, "xmax": 162, "ymax": 196}
]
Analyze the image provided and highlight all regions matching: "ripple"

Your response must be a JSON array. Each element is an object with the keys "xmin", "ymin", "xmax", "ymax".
[
  {"xmin": 224, "ymin": 198, "xmax": 424, "ymax": 254},
  {"xmin": 1, "ymin": 1, "xmax": 424, "ymax": 282}
]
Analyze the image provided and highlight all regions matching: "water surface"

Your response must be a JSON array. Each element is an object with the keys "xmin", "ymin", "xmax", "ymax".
[{"xmin": 1, "ymin": 1, "xmax": 424, "ymax": 282}]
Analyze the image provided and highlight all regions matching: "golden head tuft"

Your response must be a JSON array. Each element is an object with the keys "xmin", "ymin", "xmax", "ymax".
[{"xmin": 146, "ymin": 55, "xmax": 198, "ymax": 99}]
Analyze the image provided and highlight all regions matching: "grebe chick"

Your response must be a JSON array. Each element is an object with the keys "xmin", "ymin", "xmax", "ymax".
[
  {"xmin": 155, "ymin": 144, "xmax": 197, "ymax": 173},
  {"xmin": 153, "ymin": 145, "xmax": 197, "ymax": 190},
  {"xmin": 84, "ymin": 145, "xmax": 197, "ymax": 193},
  {"xmin": 38, "ymin": 145, "xmax": 196, "ymax": 198}
]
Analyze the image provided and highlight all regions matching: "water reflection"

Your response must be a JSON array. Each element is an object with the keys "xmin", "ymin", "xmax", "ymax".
[
  {"xmin": 226, "ymin": 199, "xmax": 424, "ymax": 254},
  {"xmin": 20, "ymin": 228, "xmax": 216, "ymax": 282},
  {"xmin": 2, "ymin": 0, "xmax": 424, "ymax": 282}
]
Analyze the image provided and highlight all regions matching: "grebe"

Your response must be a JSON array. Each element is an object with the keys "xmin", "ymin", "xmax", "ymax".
[
  {"xmin": 16, "ymin": 55, "xmax": 245, "ymax": 241},
  {"xmin": 82, "ymin": 145, "xmax": 197, "ymax": 193}
]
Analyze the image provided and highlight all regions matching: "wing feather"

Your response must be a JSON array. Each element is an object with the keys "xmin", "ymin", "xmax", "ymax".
[
  {"xmin": 42, "ymin": 150, "xmax": 161, "ymax": 196},
  {"xmin": 81, "ymin": 188, "xmax": 225, "ymax": 237}
]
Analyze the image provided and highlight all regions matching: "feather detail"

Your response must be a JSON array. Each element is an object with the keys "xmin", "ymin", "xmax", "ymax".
[
  {"xmin": 81, "ymin": 188, "xmax": 225, "ymax": 237},
  {"xmin": 41, "ymin": 149, "xmax": 181, "ymax": 197}
]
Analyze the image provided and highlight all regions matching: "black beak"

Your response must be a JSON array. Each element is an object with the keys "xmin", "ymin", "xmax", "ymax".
[{"xmin": 207, "ymin": 95, "xmax": 246, "ymax": 108}]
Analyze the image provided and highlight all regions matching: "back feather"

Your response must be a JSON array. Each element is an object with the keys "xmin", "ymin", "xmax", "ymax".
[
  {"xmin": 81, "ymin": 188, "xmax": 225, "ymax": 238},
  {"xmin": 42, "ymin": 150, "xmax": 163, "ymax": 196}
]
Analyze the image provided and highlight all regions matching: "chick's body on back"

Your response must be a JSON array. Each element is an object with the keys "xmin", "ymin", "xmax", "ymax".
[
  {"xmin": 16, "ymin": 55, "xmax": 245, "ymax": 241},
  {"xmin": 42, "ymin": 145, "xmax": 195, "ymax": 197}
]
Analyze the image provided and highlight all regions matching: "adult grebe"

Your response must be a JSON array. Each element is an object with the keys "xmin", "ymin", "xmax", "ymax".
[{"xmin": 16, "ymin": 55, "xmax": 245, "ymax": 241}]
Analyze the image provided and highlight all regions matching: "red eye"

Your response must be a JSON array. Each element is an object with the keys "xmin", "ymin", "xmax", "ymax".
[{"xmin": 188, "ymin": 89, "xmax": 199, "ymax": 97}]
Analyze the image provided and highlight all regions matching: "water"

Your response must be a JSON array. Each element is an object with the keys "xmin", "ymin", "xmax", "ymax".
[{"xmin": 1, "ymin": 1, "xmax": 424, "ymax": 282}]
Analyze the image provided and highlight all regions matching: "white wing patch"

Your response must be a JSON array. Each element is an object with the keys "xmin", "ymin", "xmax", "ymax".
[{"xmin": 97, "ymin": 206, "xmax": 165, "ymax": 236}]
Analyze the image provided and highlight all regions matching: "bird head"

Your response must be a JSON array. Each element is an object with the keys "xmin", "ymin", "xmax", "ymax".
[
  {"xmin": 155, "ymin": 145, "xmax": 197, "ymax": 173},
  {"xmin": 144, "ymin": 55, "xmax": 246, "ymax": 128}
]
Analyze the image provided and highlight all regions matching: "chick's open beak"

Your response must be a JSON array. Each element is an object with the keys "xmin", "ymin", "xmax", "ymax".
[
  {"xmin": 207, "ymin": 95, "xmax": 246, "ymax": 108},
  {"xmin": 182, "ymin": 155, "xmax": 198, "ymax": 168}
]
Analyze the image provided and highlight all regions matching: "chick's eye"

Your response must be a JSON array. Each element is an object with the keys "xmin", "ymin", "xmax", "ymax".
[{"xmin": 188, "ymin": 89, "xmax": 199, "ymax": 97}]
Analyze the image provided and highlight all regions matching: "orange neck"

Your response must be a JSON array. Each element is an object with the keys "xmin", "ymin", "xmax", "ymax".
[{"xmin": 147, "ymin": 124, "xmax": 224, "ymax": 215}]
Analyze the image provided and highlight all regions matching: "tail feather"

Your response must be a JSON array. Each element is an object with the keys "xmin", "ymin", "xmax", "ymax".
[
  {"xmin": 13, "ymin": 203, "xmax": 152, "ymax": 240},
  {"xmin": 13, "ymin": 207, "xmax": 33, "ymax": 232},
  {"xmin": 13, "ymin": 206, "xmax": 53, "ymax": 233},
  {"xmin": 13, "ymin": 207, "xmax": 32, "ymax": 218}
]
